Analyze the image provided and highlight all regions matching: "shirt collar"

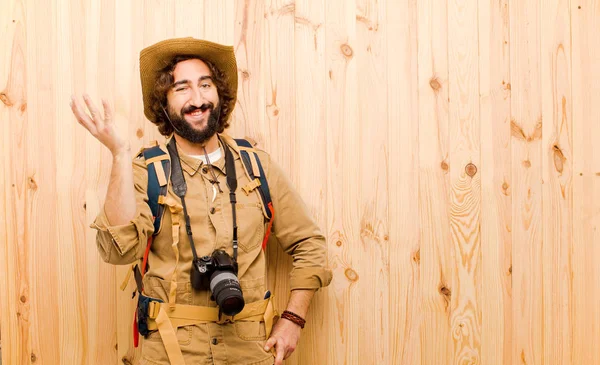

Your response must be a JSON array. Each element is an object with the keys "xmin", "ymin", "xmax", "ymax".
[{"xmin": 170, "ymin": 134, "xmax": 240, "ymax": 176}]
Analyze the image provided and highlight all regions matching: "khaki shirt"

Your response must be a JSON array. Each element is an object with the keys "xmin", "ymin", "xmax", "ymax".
[{"xmin": 91, "ymin": 134, "xmax": 332, "ymax": 364}]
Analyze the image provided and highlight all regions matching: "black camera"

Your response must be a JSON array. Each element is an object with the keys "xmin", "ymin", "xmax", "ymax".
[{"xmin": 191, "ymin": 250, "xmax": 245, "ymax": 316}]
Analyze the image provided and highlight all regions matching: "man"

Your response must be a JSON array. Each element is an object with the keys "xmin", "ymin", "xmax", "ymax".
[{"xmin": 70, "ymin": 37, "xmax": 332, "ymax": 365}]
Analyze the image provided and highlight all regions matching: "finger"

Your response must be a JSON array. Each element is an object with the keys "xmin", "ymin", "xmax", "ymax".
[
  {"xmin": 264, "ymin": 337, "xmax": 277, "ymax": 352},
  {"xmin": 83, "ymin": 94, "xmax": 103, "ymax": 127},
  {"xmin": 274, "ymin": 342, "xmax": 285, "ymax": 365},
  {"xmin": 284, "ymin": 345, "xmax": 295, "ymax": 360},
  {"xmin": 70, "ymin": 96, "xmax": 96, "ymax": 133},
  {"xmin": 102, "ymin": 98, "xmax": 113, "ymax": 123}
]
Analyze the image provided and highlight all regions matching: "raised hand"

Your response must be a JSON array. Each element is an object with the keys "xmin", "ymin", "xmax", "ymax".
[{"xmin": 70, "ymin": 94, "xmax": 129, "ymax": 156}]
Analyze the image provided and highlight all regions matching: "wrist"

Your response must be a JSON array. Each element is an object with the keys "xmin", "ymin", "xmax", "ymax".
[
  {"xmin": 281, "ymin": 310, "xmax": 306, "ymax": 329},
  {"xmin": 112, "ymin": 146, "xmax": 131, "ymax": 159}
]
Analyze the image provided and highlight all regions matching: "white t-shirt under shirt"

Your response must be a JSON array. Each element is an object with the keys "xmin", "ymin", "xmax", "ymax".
[{"xmin": 189, "ymin": 147, "xmax": 223, "ymax": 164}]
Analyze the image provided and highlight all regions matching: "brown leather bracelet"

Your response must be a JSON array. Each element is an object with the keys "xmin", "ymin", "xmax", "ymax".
[{"xmin": 281, "ymin": 310, "xmax": 306, "ymax": 329}]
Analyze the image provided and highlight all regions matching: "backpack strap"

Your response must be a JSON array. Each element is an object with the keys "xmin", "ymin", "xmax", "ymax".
[
  {"xmin": 234, "ymin": 138, "xmax": 275, "ymax": 250},
  {"xmin": 131, "ymin": 142, "xmax": 171, "ymax": 348},
  {"xmin": 142, "ymin": 145, "xmax": 171, "ymax": 234}
]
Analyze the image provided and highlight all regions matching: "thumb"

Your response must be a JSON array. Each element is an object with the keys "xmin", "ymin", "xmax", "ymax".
[{"xmin": 264, "ymin": 336, "xmax": 277, "ymax": 351}]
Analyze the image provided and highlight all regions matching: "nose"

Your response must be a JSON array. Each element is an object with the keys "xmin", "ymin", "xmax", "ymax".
[{"xmin": 190, "ymin": 85, "xmax": 205, "ymax": 107}]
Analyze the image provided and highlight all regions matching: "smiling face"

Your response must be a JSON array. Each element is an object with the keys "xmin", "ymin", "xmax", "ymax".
[{"xmin": 165, "ymin": 58, "xmax": 221, "ymax": 144}]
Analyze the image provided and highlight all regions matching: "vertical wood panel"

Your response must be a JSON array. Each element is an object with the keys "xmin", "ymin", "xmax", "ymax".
[
  {"xmin": 1, "ymin": 1, "xmax": 29, "ymax": 364},
  {"xmin": 26, "ymin": 0, "xmax": 60, "ymax": 363},
  {"xmin": 541, "ymin": 0, "xmax": 573, "ymax": 364},
  {"xmin": 447, "ymin": 0, "xmax": 482, "ymax": 363},
  {"xmin": 417, "ymin": 0, "xmax": 453, "ymax": 363},
  {"xmin": 572, "ymin": 1, "xmax": 600, "ymax": 365},
  {"xmin": 478, "ymin": 0, "xmax": 512, "ymax": 364},
  {"xmin": 510, "ymin": 0, "xmax": 544, "ymax": 363},
  {"xmin": 55, "ymin": 0, "xmax": 87, "ymax": 362},
  {"xmin": 324, "ymin": 0, "xmax": 359, "ymax": 363},
  {"xmin": 355, "ymin": 0, "xmax": 390, "ymax": 364},
  {"xmin": 386, "ymin": 0, "xmax": 421, "ymax": 364},
  {"xmin": 264, "ymin": 0, "xmax": 296, "ymax": 331},
  {"xmin": 232, "ymin": 0, "xmax": 265, "ymax": 140},
  {"xmin": 293, "ymin": 0, "xmax": 328, "ymax": 364}
]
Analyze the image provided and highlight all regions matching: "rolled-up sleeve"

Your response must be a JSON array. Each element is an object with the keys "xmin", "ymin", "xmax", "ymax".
[
  {"xmin": 89, "ymin": 157, "xmax": 155, "ymax": 265},
  {"xmin": 267, "ymin": 157, "xmax": 332, "ymax": 291}
]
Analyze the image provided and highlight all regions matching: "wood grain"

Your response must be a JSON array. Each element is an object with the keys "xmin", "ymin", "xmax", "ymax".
[
  {"xmin": 355, "ymin": 0, "xmax": 390, "ymax": 363},
  {"xmin": 263, "ymin": 0, "xmax": 296, "ymax": 351},
  {"xmin": 1, "ymin": 1, "xmax": 30, "ymax": 364},
  {"xmin": 510, "ymin": 0, "xmax": 544, "ymax": 364},
  {"xmin": 386, "ymin": 0, "xmax": 421, "ymax": 364},
  {"xmin": 232, "ymin": 0, "xmax": 266, "ymax": 140},
  {"xmin": 293, "ymin": 0, "xmax": 328, "ymax": 363},
  {"xmin": 447, "ymin": 0, "xmax": 482, "ymax": 363},
  {"xmin": 571, "ymin": 1, "xmax": 600, "ymax": 365},
  {"xmin": 541, "ymin": 0, "xmax": 574, "ymax": 364},
  {"xmin": 478, "ymin": 0, "xmax": 512, "ymax": 364},
  {"xmin": 324, "ymin": 0, "xmax": 360, "ymax": 363},
  {"xmin": 417, "ymin": 0, "xmax": 453, "ymax": 363}
]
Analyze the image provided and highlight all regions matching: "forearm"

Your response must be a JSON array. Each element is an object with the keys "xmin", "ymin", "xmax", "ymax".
[
  {"xmin": 104, "ymin": 150, "xmax": 137, "ymax": 225},
  {"xmin": 284, "ymin": 289, "xmax": 315, "ymax": 319}
]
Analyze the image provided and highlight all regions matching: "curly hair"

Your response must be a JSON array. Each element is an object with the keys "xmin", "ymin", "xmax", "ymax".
[{"xmin": 149, "ymin": 55, "xmax": 235, "ymax": 136}]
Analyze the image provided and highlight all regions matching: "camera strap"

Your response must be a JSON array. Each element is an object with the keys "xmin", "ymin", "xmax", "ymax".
[{"xmin": 166, "ymin": 137, "xmax": 239, "ymax": 263}]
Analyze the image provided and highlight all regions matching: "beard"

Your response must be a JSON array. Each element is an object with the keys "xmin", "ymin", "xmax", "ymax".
[{"xmin": 167, "ymin": 102, "xmax": 221, "ymax": 144}]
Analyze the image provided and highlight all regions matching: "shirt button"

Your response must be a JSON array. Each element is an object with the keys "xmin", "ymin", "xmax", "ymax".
[
  {"xmin": 210, "ymin": 207, "xmax": 216, "ymax": 214},
  {"xmin": 212, "ymin": 338, "xmax": 218, "ymax": 345}
]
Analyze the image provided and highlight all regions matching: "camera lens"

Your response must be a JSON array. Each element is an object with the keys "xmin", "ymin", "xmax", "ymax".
[{"xmin": 210, "ymin": 272, "xmax": 245, "ymax": 316}]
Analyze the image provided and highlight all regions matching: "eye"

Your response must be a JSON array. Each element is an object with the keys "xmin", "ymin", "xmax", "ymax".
[
  {"xmin": 175, "ymin": 85, "xmax": 189, "ymax": 92},
  {"xmin": 201, "ymin": 83, "xmax": 211, "ymax": 88}
]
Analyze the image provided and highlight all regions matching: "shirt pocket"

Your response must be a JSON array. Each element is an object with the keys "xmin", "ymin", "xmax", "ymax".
[
  {"xmin": 236, "ymin": 202, "xmax": 265, "ymax": 253},
  {"xmin": 234, "ymin": 321, "xmax": 267, "ymax": 341}
]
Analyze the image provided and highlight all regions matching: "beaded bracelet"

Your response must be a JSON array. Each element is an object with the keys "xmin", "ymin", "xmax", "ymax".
[{"xmin": 281, "ymin": 310, "xmax": 306, "ymax": 329}]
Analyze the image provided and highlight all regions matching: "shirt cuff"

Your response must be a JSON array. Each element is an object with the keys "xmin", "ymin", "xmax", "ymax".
[
  {"xmin": 89, "ymin": 209, "xmax": 142, "ymax": 258},
  {"xmin": 289, "ymin": 267, "xmax": 333, "ymax": 291}
]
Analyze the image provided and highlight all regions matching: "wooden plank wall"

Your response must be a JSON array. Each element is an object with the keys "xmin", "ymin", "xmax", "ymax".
[{"xmin": 1, "ymin": 0, "xmax": 599, "ymax": 364}]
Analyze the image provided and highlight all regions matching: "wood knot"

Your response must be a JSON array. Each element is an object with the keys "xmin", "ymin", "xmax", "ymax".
[
  {"xmin": 122, "ymin": 356, "xmax": 133, "ymax": 365},
  {"xmin": 502, "ymin": 181, "xmax": 509, "ymax": 195},
  {"xmin": 83, "ymin": 202, "xmax": 87, "ymax": 210},
  {"xmin": 31, "ymin": 353, "xmax": 37, "ymax": 362},
  {"xmin": 335, "ymin": 240, "xmax": 342, "ymax": 247},
  {"xmin": 20, "ymin": 295, "xmax": 27, "ymax": 303},
  {"xmin": 413, "ymin": 249, "xmax": 420, "ymax": 264},
  {"xmin": 465, "ymin": 163, "xmax": 477, "ymax": 177},
  {"xmin": 242, "ymin": 70, "xmax": 250, "ymax": 80},
  {"xmin": 508, "ymin": 266, "xmax": 512, "ymax": 275},
  {"xmin": 429, "ymin": 77, "xmax": 441, "ymax": 91},
  {"xmin": 441, "ymin": 161, "xmax": 449, "ymax": 171},
  {"xmin": 0, "ymin": 92, "xmax": 13, "ymax": 106},
  {"xmin": 340, "ymin": 44, "xmax": 353, "ymax": 58},
  {"xmin": 344, "ymin": 268, "xmax": 359, "ymax": 282},
  {"xmin": 267, "ymin": 104, "xmax": 280, "ymax": 118},
  {"xmin": 136, "ymin": 128, "xmax": 144, "ymax": 139},
  {"xmin": 329, "ymin": 70, "xmax": 333, "ymax": 79},
  {"xmin": 28, "ymin": 176, "xmax": 38, "ymax": 191},
  {"xmin": 505, "ymin": 82, "xmax": 511, "ymax": 90},
  {"xmin": 553, "ymin": 145, "xmax": 565, "ymax": 173},
  {"xmin": 439, "ymin": 285, "xmax": 451, "ymax": 297},
  {"xmin": 522, "ymin": 160, "xmax": 531, "ymax": 168}
]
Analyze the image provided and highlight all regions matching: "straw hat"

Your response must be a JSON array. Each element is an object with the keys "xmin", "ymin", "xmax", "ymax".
[{"xmin": 139, "ymin": 37, "xmax": 238, "ymax": 122}]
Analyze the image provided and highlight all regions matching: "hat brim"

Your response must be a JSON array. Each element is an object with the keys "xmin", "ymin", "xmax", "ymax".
[{"xmin": 139, "ymin": 37, "xmax": 238, "ymax": 123}]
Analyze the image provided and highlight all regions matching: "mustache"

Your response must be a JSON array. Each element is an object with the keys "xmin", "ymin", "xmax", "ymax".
[{"xmin": 182, "ymin": 103, "xmax": 214, "ymax": 114}]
